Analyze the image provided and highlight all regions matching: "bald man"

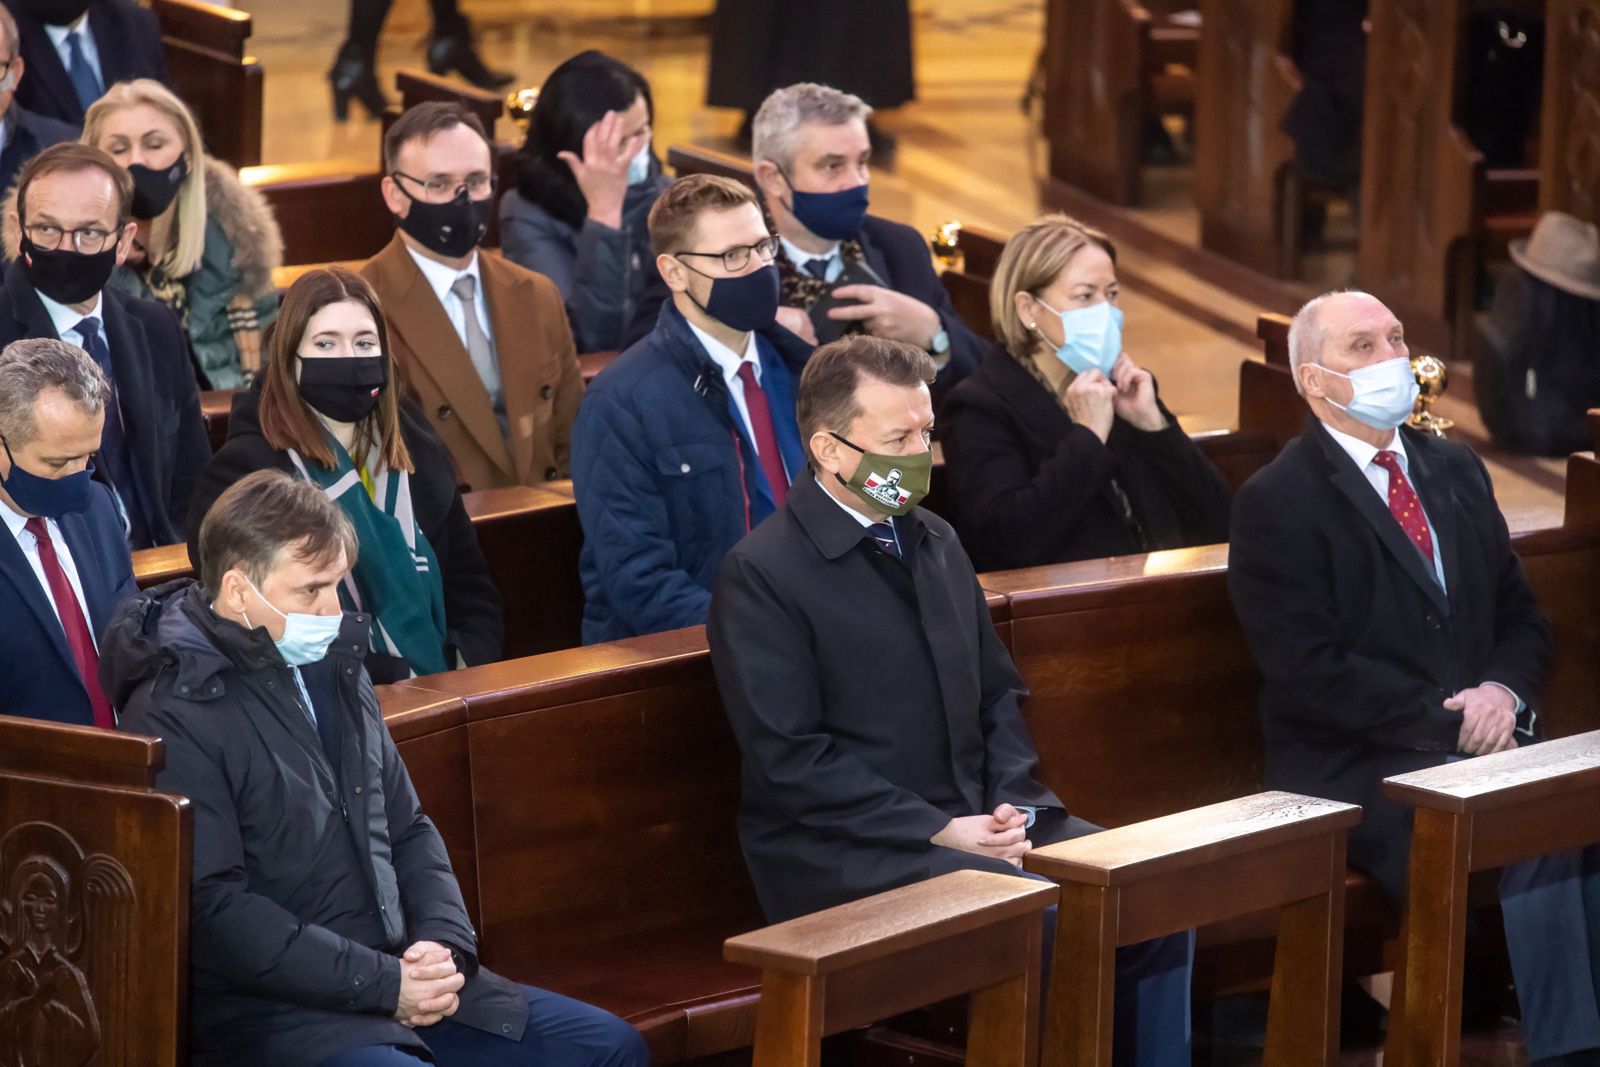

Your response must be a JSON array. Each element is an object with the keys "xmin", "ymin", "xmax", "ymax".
[{"xmin": 1228, "ymin": 290, "xmax": 1600, "ymax": 1066}]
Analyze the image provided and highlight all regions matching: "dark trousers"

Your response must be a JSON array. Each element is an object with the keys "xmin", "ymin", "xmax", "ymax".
[
  {"xmin": 342, "ymin": 0, "xmax": 464, "ymax": 54},
  {"xmin": 317, "ymin": 985, "xmax": 650, "ymax": 1067},
  {"xmin": 1499, "ymin": 845, "xmax": 1600, "ymax": 1060}
]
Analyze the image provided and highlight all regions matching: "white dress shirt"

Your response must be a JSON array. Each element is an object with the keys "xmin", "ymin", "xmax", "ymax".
[
  {"xmin": 44, "ymin": 16, "xmax": 102, "ymax": 87},
  {"xmin": 38, "ymin": 289, "xmax": 104, "ymax": 354},
  {"xmin": 406, "ymin": 245, "xmax": 496, "ymax": 354},
  {"xmin": 1, "ymin": 495, "xmax": 96, "ymax": 650},
  {"xmin": 814, "ymin": 474, "xmax": 901, "ymax": 554},
  {"xmin": 779, "ymin": 235, "xmax": 844, "ymax": 283},
  {"xmin": 687, "ymin": 319, "xmax": 765, "ymax": 453}
]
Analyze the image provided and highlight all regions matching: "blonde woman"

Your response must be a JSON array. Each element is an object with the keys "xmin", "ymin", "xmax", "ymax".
[
  {"xmin": 65, "ymin": 79, "xmax": 281, "ymax": 389},
  {"xmin": 938, "ymin": 214, "xmax": 1232, "ymax": 571}
]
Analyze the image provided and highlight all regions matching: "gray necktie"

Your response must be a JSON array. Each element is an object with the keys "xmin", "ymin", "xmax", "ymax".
[{"xmin": 449, "ymin": 274, "xmax": 505, "ymax": 429}]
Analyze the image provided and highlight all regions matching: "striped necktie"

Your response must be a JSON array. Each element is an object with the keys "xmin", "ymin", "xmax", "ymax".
[{"xmin": 867, "ymin": 521, "xmax": 900, "ymax": 559}]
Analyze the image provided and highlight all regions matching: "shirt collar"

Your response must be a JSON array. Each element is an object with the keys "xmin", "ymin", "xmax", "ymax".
[
  {"xmin": 44, "ymin": 15, "xmax": 90, "ymax": 48},
  {"xmin": 685, "ymin": 319, "xmax": 757, "ymax": 387},
  {"xmin": 37, "ymin": 288, "xmax": 101, "ymax": 339},
  {"xmin": 778, "ymin": 234, "xmax": 840, "ymax": 272},
  {"xmin": 813, "ymin": 475, "xmax": 876, "ymax": 530},
  {"xmin": 1321, "ymin": 419, "xmax": 1409, "ymax": 474},
  {"xmin": 405, "ymin": 243, "xmax": 480, "ymax": 300},
  {"xmin": 0, "ymin": 493, "xmax": 38, "ymax": 541}
]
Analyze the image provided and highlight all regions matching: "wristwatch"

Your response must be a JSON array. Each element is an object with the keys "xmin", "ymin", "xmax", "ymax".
[{"xmin": 928, "ymin": 328, "xmax": 952, "ymax": 368}]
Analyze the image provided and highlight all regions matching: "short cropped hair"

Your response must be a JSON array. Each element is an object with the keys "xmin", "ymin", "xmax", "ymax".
[
  {"xmin": 198, "ymin": 469, "xmax": 359, "ymax": 597},
  {"xmin": 17, "ymin": 142, "xmax": 133, "ymax": 228},
  {"xmin": 0, "ymin": 338, "xmax": 110, "ymax": 447},
  {"xmin": 647, "ymin": 173, "xmax": 758, "ymax": 256},
  {"xmin": 383, "ymin": 101, "xmax": 490, "ymax": 174},
  {"xmin": 991, "ymin": 214, "xmax": 1117, "ymax": 356},
  {"xmin": 1287, "ymin": 289, "xmax": 1373, "ymax": 395},
  {"xmin": 797, "ymin": 335, "xmax": 936, "ymax": 464},
  {"xmin": 752, "ymin": 82, "xmax": 873, "ymax": 173}
]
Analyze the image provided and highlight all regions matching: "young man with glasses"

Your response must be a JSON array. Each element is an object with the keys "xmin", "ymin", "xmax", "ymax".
[
  {"xmin": 0, "ymin": 141, "xmax": 208, "ymax": 549},
  {"xmin": 569, "ymin": 173, "xmax": 814, "ymax": 643},
  {"xmin": 362, "ymin": 101, "xmax": 583, "ymax": 494}
]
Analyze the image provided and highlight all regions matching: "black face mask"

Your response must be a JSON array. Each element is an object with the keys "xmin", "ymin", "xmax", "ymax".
[
  {"xmin": 298, "ymin": 355, "xmax": 387, "ymax": 424},
  {"xmin": 20, "ymin": 235, "xmax": 117, "ymax": 306},
  {"xmin": 392, "ymin": 183, "xmax": 491, "ymax": 260},
  {"xmin": 128, "ymin": 156, "xmax": 189, "ymax": 220},
  {"xmin": 24, "ymin": 0, "xmax": 89, "ymax": 26}
]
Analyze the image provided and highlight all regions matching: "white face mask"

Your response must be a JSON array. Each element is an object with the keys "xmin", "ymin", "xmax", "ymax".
[
  {"xmin": 1319, "ymin": 357, "xmax": 1419, "ymax": 431},
  {"xmin": 626, "ymin": 135, "xmax": 653, "ymax": 187},
  {"xmin": 239, "ymin": 574, "xmax": 343, "ymax": 667}
]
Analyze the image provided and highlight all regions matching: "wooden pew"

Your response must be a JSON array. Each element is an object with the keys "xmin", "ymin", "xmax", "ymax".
[
  {"xmin": 1042, "ymin": 0, "xmax": 1199, "ymax": 206},
  {"xmin": 1382, "ymin": 731, "xmax": 1600, "ymax": 1067},
  {"xmin": 1537, "ymin": 0, "xmax": 1600, "ymax": 225},
  {"xmin": 152, "ymin": 0, "xmax": 263, "ymax": 169},
  {"xmin": 0, "ymin": 715, "xmax": 191, "ymax": 1066},
  {"xmin": 463, "ymin": 484, "xmax": 585, "ymax": 658}
]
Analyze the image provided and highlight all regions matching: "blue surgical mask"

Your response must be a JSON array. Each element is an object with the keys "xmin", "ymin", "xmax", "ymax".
[
  {"xmin": 627, "ymin": 137, "xmax": 653, "ymax": 187},
  {"xmin": 241, "ymin": 575, "xmax": 344, "ymax": 667},
  {"xmin": 1037, "ymin": 298, "xmax": 1123, "ymax": 377},
  {"xmin": 0, "ymin": 435, "xmax": 93, "ymax": 518},
  {"xmin": 1321, "ymin": 357, "xmax": 1419, "ymax": 431},
  {"xmin": 678, "ymin": 260, "xmax": 780, "ymax": 332},
  {"xmin": 781, "ymin": 169, "xmax": 870, "ymax": 241}
]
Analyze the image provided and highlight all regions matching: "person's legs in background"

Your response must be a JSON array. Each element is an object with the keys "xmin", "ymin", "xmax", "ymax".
[{"xmin": 422, "ymin": 985, "xmax": 649, "ymax": 1067}]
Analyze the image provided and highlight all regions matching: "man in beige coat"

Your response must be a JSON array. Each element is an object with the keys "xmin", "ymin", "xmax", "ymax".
[{"xmin": 362, "ymin": 101, "xmax": 582, "ymax": 492}]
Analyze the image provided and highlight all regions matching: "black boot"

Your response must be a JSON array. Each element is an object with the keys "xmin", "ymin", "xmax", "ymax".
[
  {"xmin": 328, "ymin": 41, "xmax": 387, "ymax": 121},
  {"xmin": 427, "ymin": 14, "xmax": 512, "ymax": 91}
]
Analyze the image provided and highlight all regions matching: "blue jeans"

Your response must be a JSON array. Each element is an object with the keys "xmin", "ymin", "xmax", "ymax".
[{"xmin": 318, "ymin": 985, "xmax": 650, "ymax": 1067}]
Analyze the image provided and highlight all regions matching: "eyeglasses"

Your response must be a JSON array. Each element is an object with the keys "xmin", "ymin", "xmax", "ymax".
[
  {"xmin": 676, "ymin": 235, "xmax": 780, "ymax": 273},
  {"xmin": 24, "ymin": 224, "xmax": 116, "ymax": 254},
  {"xmin": 392, "ymin": 170, "xmax": 496, "ymax": 203}
]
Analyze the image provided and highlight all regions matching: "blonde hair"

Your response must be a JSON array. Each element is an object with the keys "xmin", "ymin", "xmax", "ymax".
[
  {"xmin": 83, "ymin": 79, "xmax": 207, "ymax": 279},
  {"xmin": 990, "ymin": 214, "xmax": 1117, "ymax": 356}
]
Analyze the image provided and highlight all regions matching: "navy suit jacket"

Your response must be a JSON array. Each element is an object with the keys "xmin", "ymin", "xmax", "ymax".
[
  {"xmin": 0, "ymin": 483, "xmax": 137, "ymax": 724},
  {"xmin": 0, "ymin": 104, "xmax": 78, "ymax": 196},
  {"xmin": 3, "ymin": 0, "xmax": 170, "ymax": 126},
  {"xmin": 0, "ymin": 260, "xmax": 209, "ymax": 548}
]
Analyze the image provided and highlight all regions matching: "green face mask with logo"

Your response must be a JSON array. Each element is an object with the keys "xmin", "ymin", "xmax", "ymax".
[{"xmin": 830, "ymin": 432, "xmax": 933, "ymax": 516}]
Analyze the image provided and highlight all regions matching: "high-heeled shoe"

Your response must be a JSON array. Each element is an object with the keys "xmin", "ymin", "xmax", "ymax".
[
  {"xmin": 329, "ymin": 45, "xmax": 387, "ymax": 122},
  {"xmin": 427, "ymin": 16, "xmax": 513, "ymax": 91}
]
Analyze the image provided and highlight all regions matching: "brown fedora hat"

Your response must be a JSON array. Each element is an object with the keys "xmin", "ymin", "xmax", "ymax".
[{"xmin": 1509, "ymin": 211, "xmax": 1600, "ymax": 301}]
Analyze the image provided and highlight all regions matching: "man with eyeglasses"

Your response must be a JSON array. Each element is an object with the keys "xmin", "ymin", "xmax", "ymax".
[
  {"xmin": 0, "ymin": 5, "xmax": 77, "ymax": 198},
  {"xmin": 362, "ymin": 101, "xmax": 583, "ymax": 494},
  {"xmin": 570, "ymin": 173, "xmax": 813, "ymax": 643},
  {"xmin": 0, "ymin": 141, "xmax": 207, "ymax": 549}
]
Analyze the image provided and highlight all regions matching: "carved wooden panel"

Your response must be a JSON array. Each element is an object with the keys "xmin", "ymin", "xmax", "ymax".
[
  {"xmin": 0, "ymin": 718, "xmax": 191, "ymax": 1067},
  {"xmin": 1043, "ymin": 0, "xmax": 1150, "ymax": 204},
  {"xmin": 1541, "ymin": 0, "xmax": 1600, "ymax": 224},
  {"xmin": 1194, "ymin": 0, "xmax": 1297, "ymax": 277},
  {"xmin": 1355, "ymin": 0, "xmax": 1480, "ymax": 358}
]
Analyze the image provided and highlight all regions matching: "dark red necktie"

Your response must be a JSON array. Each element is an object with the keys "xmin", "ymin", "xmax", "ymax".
[
  {"xmin": 26, "ymin": 516, "xmax": 114, "ymax": 728},
  {"xmin": 735, "ymin": 362, "xmax": 789, "ymax": 508},
  {"xmin": 1372, "ymin": 450, "xmax": 1435, "ymax": 564}
]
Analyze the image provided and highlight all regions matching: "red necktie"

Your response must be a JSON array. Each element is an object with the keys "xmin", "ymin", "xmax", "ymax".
[
  {"xmin": 1372, "ymin": 450, "xmax": 1435, "ymax": 564},
  {"xmin": 735, "ymin": 362, "xmax": 789, "ymax": 509},
  {"xmin": 25, "ymin": 516, "xmax": 114, "ymax": 729}
]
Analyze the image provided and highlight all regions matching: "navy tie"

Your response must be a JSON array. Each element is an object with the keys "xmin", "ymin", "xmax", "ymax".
[
  {"xmin": 867, "ymin": 521, "xmax": 900, "ymax": 559},
  {"xmin": 65, "ymin": 31, "xmax": 103, "ymax": 111},
  {"xmin": 74, "ymin": 318, "xmax": 144, "ymax": 543},
  {"xmin": 802, "ymin": 257, "xmax": 832, "ymax": 280}
]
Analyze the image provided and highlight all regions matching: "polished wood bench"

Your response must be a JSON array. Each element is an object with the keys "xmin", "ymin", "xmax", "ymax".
[
  {"xmin": 153, "ymin": 0, "xmax": 262, "ymax": 169},
  {"xmin": 1027, "ymin": 792, "xmax": 1360, "ymax": 1067},
  {"xmin": 726, "ymin": 870, "xmax": 1057, "ymax": 1067},
  {"xmin": 0, "ymin": 715, "xmax": 191, "ymax": 1066},
  {"xmin": 1382, "ymin": 730, "xmax": 1600, "ymax": 1067}
]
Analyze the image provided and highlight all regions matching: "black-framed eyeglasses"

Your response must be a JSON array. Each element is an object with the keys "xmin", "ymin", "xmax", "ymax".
[
  {"xmin": 392, "ymin": 170, "xmax": 496, "ymax": 203},
  {"xmin": 676, "ymin": 235, "xmax": 780, "ymax": 273},
  {"xmin": 23, "ymin": 224, "xmax": 116, "ymax": 254}
]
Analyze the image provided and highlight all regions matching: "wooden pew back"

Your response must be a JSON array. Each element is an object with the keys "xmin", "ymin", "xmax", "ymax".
[
  {"xmin": 152, "ymin": 0, "xmax": 263, "ymax": 168},
  {"xmin": 0, "ymin": 716, "xmax": 191, "ymax": 1066},
  {"xmin": 1539, "ymin": 1, "xmax": 1600, "ymax": 224}
]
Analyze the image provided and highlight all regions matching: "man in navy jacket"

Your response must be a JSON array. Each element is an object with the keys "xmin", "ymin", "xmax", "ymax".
[
  {"xmin": 751, "ymin": 81, "xmax": 983, "ymax": 407},
  {"xmin": 572, "ymin": 174, "xmax": 811, "ymax": 643},
  {"xmin": 0, "ymin": 336, "xmax": 135, "ymax": 727},
  {"xmin": 3, "ymin": 0, "xmax": 169, "ymax": 127}
]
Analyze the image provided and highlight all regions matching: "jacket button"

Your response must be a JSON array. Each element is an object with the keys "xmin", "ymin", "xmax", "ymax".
[
  {"xmin": 180, "ymin": 685, "xmax": 190, "ymax": 694},
  {"xmin": 544, "ymin": 467, "xmax": 558, "ymax": 480},
  {"xmin": 438, "ymin": 404, "xmax": 453, "ymax": 420},
  {"xmin": 680, "ymin": 463, "xmax": 691, "ymax": 473},
  {"xmin": 346, "ymin": 667, "xmax": 355, "ymax": 675},
  {"xmin": 354, "ymin": 975, "xmax": 364, "ymax": 986},
  {"xmin": 502, "ymin": 1024, "xmax": 512, "ymax": 1034},
  {"xmin": 354, "ymin": 786, "xmax": 363, "ymax": 795},
  {"xmin": 540, "ymin": 384, "xmax": 553, "ymax": 400}
]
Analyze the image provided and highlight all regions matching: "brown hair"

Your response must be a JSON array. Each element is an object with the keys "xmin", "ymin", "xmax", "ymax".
[
  {"xmin": 797, "ymin": 335, "xmax": 935, "ymax": 464},
  {"xmin": 383, "ymin": 101, "xmax": 490, "ymax": 173},
  {"xmin": 257, "ymin": 266, "xmax": 413, "ymax": 473},
  {"xmin": 16, "ymin": 142, "xmax": 133, "ymax": 228},
  {"xmin": 990, "ymin": 214, "xmax": 1117, "ymax": 355},
  {"xmin": 198, "ymin": 469, "xmax": 359, "ymax": 596},
  {"xmin": 647, "ymin": 173, "xmax": 758, "ymax": 257}
]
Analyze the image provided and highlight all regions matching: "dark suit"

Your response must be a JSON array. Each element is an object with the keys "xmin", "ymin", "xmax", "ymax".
[
  {"xmin": 4, "ymin": 0, "xmax": 170, "ymax": 127},
  {"xmin": 0, "ymin": 482, "xmax": 136, "ymax": 725},
  {"xmin": 0, "ymin": 260, "xmax": 210, "ymax": 548},
  {"xmin": 0, "ymin": 103, "xmax": 79, "ymax": 195}
]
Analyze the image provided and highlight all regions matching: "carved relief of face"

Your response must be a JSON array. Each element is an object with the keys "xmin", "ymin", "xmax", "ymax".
[{"xmin": 19, "ymin": 872, "xmax": 60, "ymax": 937}]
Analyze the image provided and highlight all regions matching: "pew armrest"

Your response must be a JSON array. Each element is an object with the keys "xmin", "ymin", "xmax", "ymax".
[
  {"xmin": 723, "ymin": 869, "xmax": 1055, "ymax": 977},
  {"xmin": 1023, "ymin": 791, "xmax": 1361, "ymax": 887},
  {"xmin": 0, "ymin": 713, "xmax": 167, "ymax": 787},
  {"xmin": 1383, "ymin": 730, "xmax": 1600, "ymax": 815}
]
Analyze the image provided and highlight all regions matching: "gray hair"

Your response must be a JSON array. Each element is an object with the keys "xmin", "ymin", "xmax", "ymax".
[
  {"xmin": 0, "ymin": 338, "xmax": 110, "ymax": 447},
  {"xmin": 1287, "ymin": 289, "xmax": 1375, "ymax": 396},
  {"xmin": 751, "ymin": 82, "xmax": 873, "ymax": 173}
]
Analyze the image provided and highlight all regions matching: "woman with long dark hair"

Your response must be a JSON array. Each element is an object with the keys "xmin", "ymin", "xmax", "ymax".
[
  {"xmin": 186, "ymin": 267, "xmax": 502, "ymax": 682},
  {"xmin": 499, "ymin": 51, "xmax": 671, "ymax": 353}
]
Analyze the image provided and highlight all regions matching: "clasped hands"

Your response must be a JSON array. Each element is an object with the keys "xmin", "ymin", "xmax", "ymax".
[
  {"xmin": 931, "ymin": 802, "xmax": 1032, "ymax": 868},
  {"xmin": 774, "ymin": 287, "xmax": 942, "ymax": 350},
  {"xmin": 393, "ymin": 939, "xmax": 465, "ymax": 1028},
  {"xmin": 1448, "ymin": 684, "xmax": 1519, "ymax": 756}
]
